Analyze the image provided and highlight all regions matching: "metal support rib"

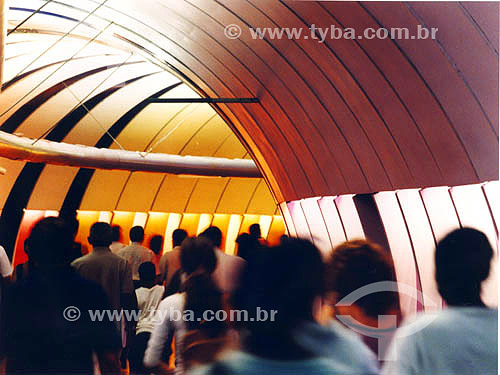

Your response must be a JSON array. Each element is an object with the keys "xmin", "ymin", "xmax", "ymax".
[
  {"xmin": 147, "ymin": 98, "xmax": 260, "ymax": 103},
  {"xmin": 7, "ymin": 0, "xmax": 55, "ymax": 36},
  {"xmin": 11, "ymin": 0, "xmax": 109, "ymax": 79},
  {"xmin": 0, "ymin": 0, "xmax": 6, "ymax": 89}
]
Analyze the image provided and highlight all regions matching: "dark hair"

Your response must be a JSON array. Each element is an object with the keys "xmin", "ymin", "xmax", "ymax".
[
  {"xmin": 130, "ymin": 226, "xmax": 144, "ymax": 243},
  {"xmin": 164, "ymin": 269, "xmax": 183, "ymax": 298},
  {"xmin": 326, "ymin": 240, "xmax": 399, "ymax": 318},
  {"xmin": 111, "ymin": 225, "xmax": 122, "ymax": 242},
  {"xmin": 89, "ymin": 222, "xmax": 113, "ymax": 247},
  {"xmin": 181, "ymin": 237, "xmax": 224, "ymax": 337},
  {"xmin": 149, "ymin": 235, "xmax": 164, "ymax": 255},
  {"xmin": 58, "ymin": 210, "xmax": 79, "ymax": 238},
  {"xmin": 138, "ymin": 261, "xmax": 156, "ymax": 282},
  {"xmin": 180, "ymin": 237, "xmax": 217, "ymax": 275},
  {"xmin": 279, "ymin": 234, "xmax": 289, "ymax": 245},
  {"xmin": 24, "ymin": 236, "xmax": 32, "ymax": 257},
  {"xmin": 28, "ymin": 217, "xmax": 74, "ymax": 265},
  {"xmin": 233, "ymin": 238, "xmax": 324, "ymax": 333},
  {"xmin": 249, "ymin": 224, "xmax": 261, "ymax": 238},
  {"xmin": 236, "ymin": 233, "xmax": 258, "ymax": 262},
  {"xmin": 200, "ymin": 227, "xmax": 222, "ymax": 248},
  {"xmin": 172, "ymin": 229, "xmax": 188, "ymax": 247},
  {"xmin": 435, "ymin": 228, "xmax": 493, "ymax": 306}
]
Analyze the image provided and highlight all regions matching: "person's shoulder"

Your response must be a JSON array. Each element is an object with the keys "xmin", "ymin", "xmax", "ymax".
[
  {"xmin": 188, "ymin": 351, "xmax": 251, "ymax": 375},
  {"xmin": 0, "ymin": 245, "xmax": 8, "ymax": 257},
  {"xmin": 189, "ymin": 350, "xmax": 373, "ymax": 375},
  {"xmin": 0, "ymin": 245, "xmax": 13, "ymax": 277},
  {"xmin": 142, "ymin": 245, "xmax": 155, "ymax": 255},
  {"xmin": 103, "ymin": 252, "xmax": 133, "ymax": 272},
  {"xmin": 105, "ymin": 250, "xmax": 129, "ymax": 262},
  {"xmin": 218, "ymin": 249, "xmax": 246, "ymax": 264},
  {"xmin": 158, "ymin": 291, "xmax": 185, "ymax": 310},
  {"xmin": 117, "ymin": 245, "xmax": 129, "ymax": 255},
  {"xmin": 293, "ymin": 320, "xmax": 378, "ymax": 373},
  {"xmin": 167, "ymin": 248, "xmax": 180, "ymax": 258},
  {"xmin": 417, "ymin": 307, "xmax": 497, "ymax": 333},
  {"xmin": 152, "ymin": 284, "xmax": 165, "ymax": 293},
  {"xmin": 0, "ymin": 245, "xmax": 9, "ymax": 261},
  {"xmin": 71, "ymin": 253, "xmax": 92, "ymax": 266}
]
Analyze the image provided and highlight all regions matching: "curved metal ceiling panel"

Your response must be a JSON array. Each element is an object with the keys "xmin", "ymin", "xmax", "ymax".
[
  {"xmin": 0, "ymin": 25, "xmax": 277, "ymax": 256},
  {"xmin": 364, "ymin": 2, "xmax": 498, "ymax": 181},
  {"xmin": 119, "ymin": 0, "xmax": 496, "ymax": 201},
  {"xmin": 1, "ymin": 0, "xmax": 498, "ymax": 211}
]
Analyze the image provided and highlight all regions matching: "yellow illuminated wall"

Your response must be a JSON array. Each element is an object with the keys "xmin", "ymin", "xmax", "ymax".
[{"xmin": 2, "ymin": 210, "xmax": 284, "ymax": 265}]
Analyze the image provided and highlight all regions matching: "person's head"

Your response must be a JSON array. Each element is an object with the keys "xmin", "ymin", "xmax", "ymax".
[
  {"xmin": 138, "ymin": 261, "xmax": 156, "ymax": 283},
  {"xmin": 236, "ymin": 232, "xmax": 251, "ymax": 248},
  {"xmin": 111, "ymin": 225, "xmax": 122, "ymax": 242},
  {"xmin": 279, "ymin": 234, "xmax": 289, "ymax": 245},
  {"xmin": 28, "ymin": 217, "xmax": 74, "ymax": 267},
  {"xmin": 149, "ymin": 235, "xmax": 164, "ymax": 255},
  {"xmin": 182, "ymin": 237, "xmax": 224, "ymax": 338},
  {"xmin": 58, "ymin": 212, "xmax": 79, "ymax": 239},
  {"xmin": 233, "ymin": 238, "xmax": 324, "ymax": 339},
  {"xmin": 130, "ymin": 226, "xmax": 144, "ymax": 243},
  {"xmin": 88, "ymin": 222, "xmax": 113, "ymax": 248},
  {"xmin": 236, "ymin": 233, "xmax": 255, "ymax": 262},
  {"xmin": 435, "ymin": 228, "xmax": 493, "ymax": 306},
  {"xmin": 249, "ymin": 223, "xmax": 261, "ymax": 238},
  {"xmin": 200, "ymin": 226, "xmax": 222, "ymax": 248},
  {"xmin": 180, "ymin": 237, "xmax": 217, "ymax": 276},
  {"xmin": 172, "ymin": 228, "xmax": 188, "ymax": 248},
  {"xmin": 326, "ymin": 240, "xmax": 399, "ymax": 320},
  {"xmin": 24, "ymin": 236, "xmax": 32, "ymax": 257}
]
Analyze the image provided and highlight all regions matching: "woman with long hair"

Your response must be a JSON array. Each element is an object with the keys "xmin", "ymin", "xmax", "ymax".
[{"xmin": 144, "ymin": 236, "xmax": 227, "ymax": 374}]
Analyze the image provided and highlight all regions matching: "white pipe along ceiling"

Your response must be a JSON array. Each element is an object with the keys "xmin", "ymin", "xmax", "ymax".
[{"xmin": 0, "ymin": 131, "xmax": 262, "ymax": 177}]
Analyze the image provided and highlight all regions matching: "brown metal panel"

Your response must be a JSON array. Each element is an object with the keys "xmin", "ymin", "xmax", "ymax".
[
  {"xmin": 288, "ymin": 1, "xmax": 444, "ymax": 188},
  {"xmin": 409, "ymin": 2, "xmax": 498, "ymax": 132},
  {"xmin": 460, "ymin": 2, "xmax": 499, "ymax": 56},
  {"xmin": 325, "ymin": 2, "xmax": 479, "ymax": 187},
  {"xmin": 249, "ymin": 0, "xmax": 417, "ymax": 190},
  {"xmin": 364, "ymin": 2, "xmax": 498, "ymax": 182},
  {"xmin": 166, "ymin": 0, "xmax": 357, "ymax": 196},
  {"xmin": 192, "ymin": 6, "xmax": 332, "ymax": 194},
  {"xmin": 220, "ymin": 0, "xmax": 391, "ymax": 192}
]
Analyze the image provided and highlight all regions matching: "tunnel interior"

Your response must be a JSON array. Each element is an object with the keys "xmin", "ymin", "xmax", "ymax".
[{"xmin": 0, "ymin": 0, "xmax": 498, "ymax": 319}]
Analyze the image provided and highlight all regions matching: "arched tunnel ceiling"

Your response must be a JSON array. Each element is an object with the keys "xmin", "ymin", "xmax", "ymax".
[
  {"xmin": 0, "ymin": 0, "xmax": 498, "ymax": 209},
  {"xmin": 0, "ymin": 9, "xmax": 277, "ymax": 215}
]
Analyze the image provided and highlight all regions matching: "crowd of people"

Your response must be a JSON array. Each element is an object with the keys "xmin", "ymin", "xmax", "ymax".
[{"xmin": 0, "ymin": 213, "xmax": 497, "ymax": 375}]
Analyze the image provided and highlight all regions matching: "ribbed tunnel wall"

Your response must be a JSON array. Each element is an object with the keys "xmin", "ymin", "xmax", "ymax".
[{"xmin": 283, "ymin": 181, "xmax": 499, "ymax": 313}]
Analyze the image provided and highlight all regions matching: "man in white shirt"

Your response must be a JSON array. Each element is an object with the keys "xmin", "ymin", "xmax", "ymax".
[
  {"xmin": 0, "ymin": 245, "xmax": 12, "ymax": 280},
  {"xmin": 130, "ymin": 261, "xmax": 164, "ymax": 374},
  {"xmin": 199, "ymin": 226, "xmax": 246, "ymax": 294},
  {"xmin": 118, "ymin": 226, "xmax": 155, "ymax": 282},
  {"xmin": 383, "ymin": 228, "xmax": 498, "ymax": 375},
  {"xmin": 109, "ymin": 225, "xmax": 125, "ymax": 254}
]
